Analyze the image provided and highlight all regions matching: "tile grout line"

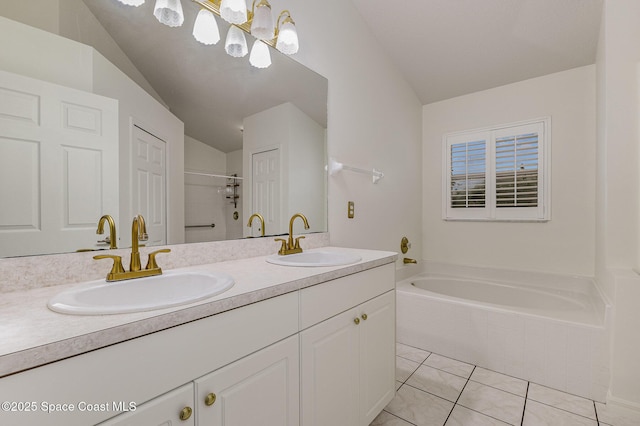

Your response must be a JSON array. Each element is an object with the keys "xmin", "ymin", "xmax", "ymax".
[
  {"xmin": 520, "ymin": 381, "xmax": 530, "ymax": 426},
  {"xmin": 381, "ymin": 409, "xmax": 418, "ymax": 426},
  {"xmin": 442, "ymin": 365, "xmax": 476, "ymax": 426},
  {"xmin": 593, "ymin": 400, "xmax": 600, "ymax": 424}
]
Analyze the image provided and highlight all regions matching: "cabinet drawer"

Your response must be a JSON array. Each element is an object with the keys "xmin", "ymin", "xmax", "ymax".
[{"xmin": 299, "ymin": 263, "xmax": 394, "ymax": 330}]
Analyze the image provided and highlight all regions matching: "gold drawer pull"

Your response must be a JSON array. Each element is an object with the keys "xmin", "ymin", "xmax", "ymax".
[
  {"xmin": 361, "ymin": 314, "xmax": 368, "ymax": 321},
  {"xmin": 205, "ymin": 392, "xmax": 217, "ymax": 406},
  {"xmin": 179, "ymin": 406, "xmax": 193, "ymax": 421},
  {"xmin": 354, "ymin": 317, "xmax": 360, "ymax": 325}
]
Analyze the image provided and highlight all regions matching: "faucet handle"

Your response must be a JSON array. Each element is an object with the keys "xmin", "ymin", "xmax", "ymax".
[
  {"xmin": 93, "ymin": 254, "xmax": 126, "ymax": 279},
  {"xmin": 294, "ymin": 235, "xmax": 306, "ymax": 249},
  {"xmin": 274, "ymin": 238, "xmax": 288, "ymax": 255},
  {"xmin": 146, "ymin": 248, "xmax": 171, "ymax": 270}
]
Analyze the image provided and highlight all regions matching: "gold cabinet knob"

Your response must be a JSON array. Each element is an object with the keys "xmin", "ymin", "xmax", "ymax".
[
  {"xmin": 204, "ymin": 392, "xmax": 217, "ymax": 406},
  {"xmin": 179, "ymin": 406, "xmax": 193, "ymax": 421},
  {"xmin": 354, "ymin": 317, "xmax": 360, "ymax": 325},
  {"xmin": 361, "ymin": 313, "xmax": 368, "ymax": 321}
]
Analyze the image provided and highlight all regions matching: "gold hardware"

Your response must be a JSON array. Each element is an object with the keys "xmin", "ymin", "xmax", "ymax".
[
  {"xmin": 146, "ymin": 249, "xmax": 171, "ymax": 270},
  {"xmin": 403, "ymin": 258, "xmax": 417, "ymax": 264},
  {"xmin": 204, "ymin": 392, "xmax": 217, "ymax": 406},
  {"xmin": 247, "ymin": 213, "xmax": 265, "ymax": 236},
  {"xmin": 354, "ymin": 317, "xmax": 360, "ymax": 325},
  {"xmin": 97, "ymin": 215, "xmax": 118, "ymax": 249},
  {"xmin": 94, "ymin": 215, "xmax": 171, "ymax": 282},
  {"xmin": 400, "ymin": 237, "xmax": 410, "ymax": 254},
  {"xmin": 348, "ymin": 201, "xmax": 354, "ymax": 219},
  {"xmin": 93, "ymin": 254, "xmax": 126, "ymax": 281},
  {"xmin": 275, "ymin": 213, "xmax": 310, "ymax": 255},
  {"xmin": 361, "ymin": 313, "xmax": 368, "ymax": 321},
  {"xmin": 179, "ymin": 406, "xmax": 193, "ymax": 421}
]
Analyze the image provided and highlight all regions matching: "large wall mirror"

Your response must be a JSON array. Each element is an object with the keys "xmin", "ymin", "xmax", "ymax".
[{"xmin": 0, "ymin": 0, "xmax": 328, "ymax": 258}]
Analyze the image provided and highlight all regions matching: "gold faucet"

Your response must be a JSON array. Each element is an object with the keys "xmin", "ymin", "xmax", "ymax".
[
  {"xmin": 275, "ymin": 213, "xmax": 310, "ymax": 255},
  {"xmin": 403, "ymin": 258, "xmax": 418, "ymax": 264},
  {"xmin": 247, "ymin": 213, "xmax": 265, "ymax": 237},
  {"xmin": 96, "ymin": 215, "xmax": 117, "ymax": 249},
  {"xmin": 94, "ymin": 215, "xmax": 169, "ymax": 282}
]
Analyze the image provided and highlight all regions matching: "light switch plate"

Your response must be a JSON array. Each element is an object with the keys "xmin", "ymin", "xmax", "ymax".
[{"xmin": 348, "ymin": 201, "xmax": 355, "ymax": 218}]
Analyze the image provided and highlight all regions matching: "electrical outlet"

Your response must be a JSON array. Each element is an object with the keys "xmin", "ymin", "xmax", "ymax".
[{"xmin": 348, "ymin": 201, "xmax": 355, "ymax": 218}]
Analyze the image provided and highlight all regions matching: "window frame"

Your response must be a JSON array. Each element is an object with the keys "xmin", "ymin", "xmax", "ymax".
[{"xmin": 442, "ymin": 117, "xmax": 551, "ymax": 222}]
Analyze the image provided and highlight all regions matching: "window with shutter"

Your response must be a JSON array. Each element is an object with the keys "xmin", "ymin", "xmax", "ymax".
[{"xmin": 443, "ymin": 118, "xmax": 550, "ymax": 221}]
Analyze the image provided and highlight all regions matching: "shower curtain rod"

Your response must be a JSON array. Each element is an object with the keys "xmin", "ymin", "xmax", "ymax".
[{"xmin": 184, "ymin": 171, "xmax": 244, "ymax": 180}]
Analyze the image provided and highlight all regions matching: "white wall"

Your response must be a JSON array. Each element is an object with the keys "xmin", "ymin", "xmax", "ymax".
[
  {"xmin": 285, "ymin": 0, "xmax": 423, "ymax": 259},
  {"xmin": 422, "ymin": 66, "xmax": 597, "ymax": 276},
  {"xmin": 596, "ymin": 0, "xmax": 640, "ymax": 408}
]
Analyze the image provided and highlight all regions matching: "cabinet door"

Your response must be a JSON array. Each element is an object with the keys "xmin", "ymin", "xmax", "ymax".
[
  {"xmin": 98, "ymin": 383, "xmax": 194, "ymax": 426},
  {"xmin": 300, "ymin": 307, "xmax": 360, "ymax": 426},
  {"xmin": 195, "ymin": 335, "xmax": 299, "ymax": 426},
  {"xmin": 358, "ymin": 291, "xmax": 396, "ymax": 426}
]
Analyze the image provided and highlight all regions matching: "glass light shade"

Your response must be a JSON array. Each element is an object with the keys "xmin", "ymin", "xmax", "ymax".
[
  {"xmin": 193, "ymin": 9, "xmax": 220, "ymax": 45},
  {"xmin": 225, "ymin": 26, "xmax": 248, "ymax": 58},
  {"xmin": 250, "ymin": 3, "xmax": 274, "ymax": 40},
  {"xmin": 249, "ymin": 40, "xmax": 271, "ymax": 68},
  {"xmin": 220, "ymin": 0, "xmax": 248, "ymax": 25},
  {"xmin": 153, "ymin": 0, "xmax": 184, "ymax": 27},
  {"xmin": 117, "ymin": 0, "xmax": 145, "ymax": 6},
  {"xmin": 276, "ymin": 20, "xmax": 298, "ymax": 54}
]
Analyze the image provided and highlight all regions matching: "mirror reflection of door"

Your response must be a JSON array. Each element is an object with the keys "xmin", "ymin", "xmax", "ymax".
[
  {"xmin": 252, "ymin": 148, "xmax": 280, "ymax": 237},
  {"xmin": 132, "ymin": 125, "xmax": 166, "ymax": 246},
  {"xmin": 0, "ymin": 70, "xmax": 118, "ymax": 257}
]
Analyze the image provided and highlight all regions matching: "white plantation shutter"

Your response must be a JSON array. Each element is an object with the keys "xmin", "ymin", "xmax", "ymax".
[
  {"xmin": 444, "ymin": 118, "xmax": 549, "ymax": 221},
  {"xmin": 495, "ymin": 132, "xmax": 538, "ymax": 208},
  {"xmin": 450, "ymin": 140, "xmax": 486, "ymax": 208}
]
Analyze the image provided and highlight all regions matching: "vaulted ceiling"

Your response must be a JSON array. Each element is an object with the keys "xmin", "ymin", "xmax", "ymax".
[{"xmin": 351, "ymin": 0, "xmax": 603, "ymax": 104}]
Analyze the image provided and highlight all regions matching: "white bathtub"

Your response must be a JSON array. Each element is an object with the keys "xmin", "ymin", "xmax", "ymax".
[{"xmin": 396, "ymin": 262, "xmax": 611, "ymax": 402}]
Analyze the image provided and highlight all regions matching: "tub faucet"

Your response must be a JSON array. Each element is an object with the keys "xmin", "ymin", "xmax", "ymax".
[
  {"xmin": 96, "ymin": 214, "xmax": 117, "ymax": 249},
  {"xmin": 275, "ymin": 213, "xmax": 310, "ymax": 255},
  {"xmin": 247, "ymin": 213, "xmax": 265, "ymax": 237},
  {"xmin": 403, "ymin": 258, "xmax": 418, "ymax": 264}
]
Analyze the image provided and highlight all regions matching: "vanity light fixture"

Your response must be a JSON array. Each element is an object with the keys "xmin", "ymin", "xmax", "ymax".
[
  {"xmin": 114, "ymin": 0, "xmax": 299, "ymax": 68},
  {"xmin": 154, "ymin": 0, "xmax": 185, "ymax": 27}
]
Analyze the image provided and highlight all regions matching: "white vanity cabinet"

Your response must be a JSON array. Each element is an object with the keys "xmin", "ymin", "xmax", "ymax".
[{"xmin": 300, "ymin": 264, "xmax": 396, "ymax": 426}]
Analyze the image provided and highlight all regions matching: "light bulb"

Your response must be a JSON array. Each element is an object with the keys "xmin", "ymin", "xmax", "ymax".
[
  {"xmin": 153, "ymin": 0, "xmax": 184, "ymax": 27},
  {"xmin": 193, "ymin": 9, "xmax": 220, "ymax": 45},
  {"xmin": 225, "ymin": 26, "xmax": 248, "ymax": 58},
  {"xmin": 250, "ymin": 0, "xmax": 274, "ymax": 40},
  {"xmin": 249, "ymin": 40, "xmax": 271, "ymax": 68},
  {"xmin": 220, "ymin": 0, "xmax": 248, "ymax": 25}
]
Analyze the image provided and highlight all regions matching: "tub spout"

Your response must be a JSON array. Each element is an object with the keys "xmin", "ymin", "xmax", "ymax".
[{"xmin": 403, "ymin": 258, "xmax": 418, "ymax": 264}]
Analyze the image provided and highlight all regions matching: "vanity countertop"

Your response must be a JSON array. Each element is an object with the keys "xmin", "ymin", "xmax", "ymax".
[{"xmin": 0, "ymin": 247, "xmax": 396, "ymax": 378}]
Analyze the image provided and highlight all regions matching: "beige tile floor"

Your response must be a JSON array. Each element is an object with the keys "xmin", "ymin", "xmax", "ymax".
[{"xmin": 370, "ymin": 343, "xmax": 640, "ymax": 426}]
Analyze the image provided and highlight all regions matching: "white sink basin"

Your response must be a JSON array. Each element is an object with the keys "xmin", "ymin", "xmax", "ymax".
[
  {"xmin": 48, "ymin": 270, "xmax": 234, "ymax": 315},
  {"xmin": 266, "ymin": 250, "xmax": 362, "ymax": 267}
]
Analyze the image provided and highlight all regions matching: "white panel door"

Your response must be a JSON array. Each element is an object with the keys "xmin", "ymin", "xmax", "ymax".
[
  {"xmin": 195, "ymin": 335, "xmax": 299, "ymax": 426},
  {"xmin": 300, "ymin": 308, "xmax": 360, "ymax": 426},
  {"xmin": 358, "ymin": 291, "xmax": 396, "ymax": 425},
  {"xmin": 131, "ymin": 125, "xmax": 166, "ymax": 246},
  {"xmin": 0, "ymin": 70, "xmax": 118, "ymax": 256},
  {"xmin": 252, "ymin": 148, "xmax": 280, "ymax": 236}
]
